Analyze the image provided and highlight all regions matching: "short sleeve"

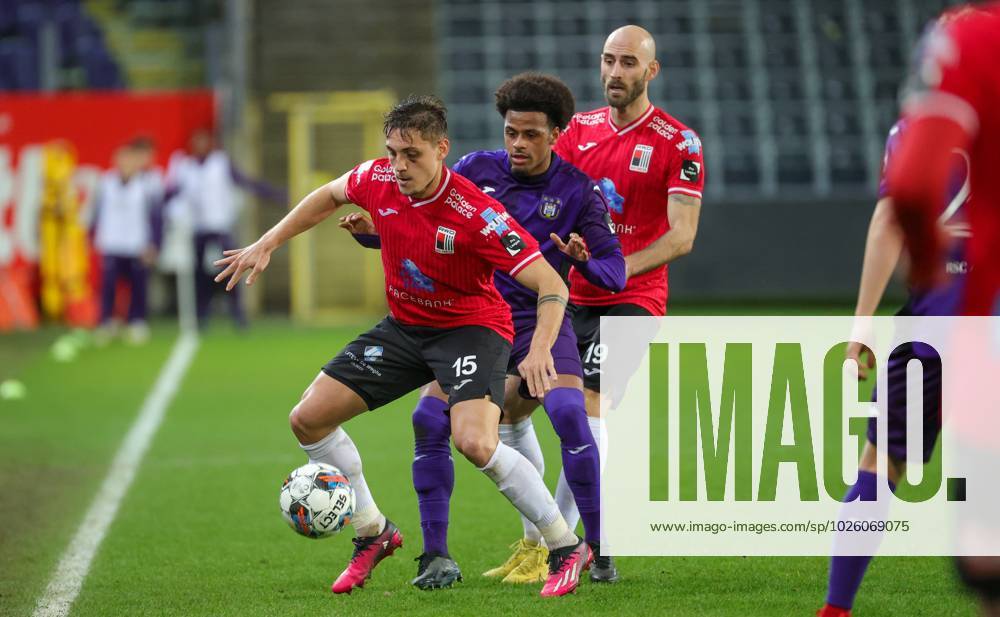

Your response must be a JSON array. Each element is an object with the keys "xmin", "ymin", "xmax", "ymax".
[
  {"xmin": 344, "ymin": 159, "xmax": 376, "ymax": 211},
  {"xmin": 471, "ymin": 202, "xmax": 543, "ymax": 276},
  {"xmin": 553, "ymin": 117, "xmax": 577, "ymax": 165},
  {"xmin": 902, "ymin": 17, "xmax": 986, "ymax": 138},
  {"xmin": 666, "ymin": 128, "xmax": 705, "ymax": 200},
  {"xmin": 877, "ymin": 122, "xmax": 904, "ymax": 200}
]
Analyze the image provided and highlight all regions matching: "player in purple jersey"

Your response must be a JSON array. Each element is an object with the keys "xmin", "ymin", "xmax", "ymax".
[
  {"xmin": 817, "ymin": 119, "xmax": 970, "ymax": 617},
  {"xmin": 341, "ymin": 73, "xmax": 625, "ymax": 589}
]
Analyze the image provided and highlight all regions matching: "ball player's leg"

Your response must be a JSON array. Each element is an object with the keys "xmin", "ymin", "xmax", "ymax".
[
  {"xmin": 430, "ymin": 326, "xmax": 588, "ymax": 597},
  {"xmin": 481, "ymin": 381, "xmax": 549, "ymax": 584},
  {"xmin": 818, "ymin": 441, "xmax": 902, "ymax": 617},
  {"xmin": 289, "ymin": 373, "xmax": 382, "ymax": 537},
  {"xmin": 409, "ymin": 381, "xmax": 463, "ymax": 589},
  {"xmin": 290, "ymin": 373, "xmax": 406, "ymax": 594},
  {"xmin": 556, "ymin": 306, "xmax": 604, "ymax": 535},
  {"xmin": 449, "ymin": 397, "xmax": 589, "ymax": 597},
  {"xmin": 819, "ymin": 344, "xmax": 941, "ymax": 616},
  {"xmin": 297, "ymin": 318, "xmax": 429, "ymax": 594}
]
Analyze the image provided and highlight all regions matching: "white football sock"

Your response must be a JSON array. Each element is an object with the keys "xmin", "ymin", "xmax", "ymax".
[
  {"xmin": 479, "ymin": 441, "xmax": 577, "ymax": 550},
  {"xmin": 554, "ymin": 470, "xmax": 579, "ymax": 533},
  {"xmin": 554, "ymin": 416, "xmax": 602, "ymax": 532},
  {"xmin": 590, "ymin": 416, "xmax": 607, "ymax": 473},
  {"xmin": 300, "ymin": 428, "xmax": 385, "ymax": 537},
  {"xmin": 499, "ymin": 418, "xmax": 545, "ymax": 545}
]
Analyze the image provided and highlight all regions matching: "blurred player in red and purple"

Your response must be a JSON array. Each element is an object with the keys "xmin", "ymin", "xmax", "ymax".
[
  {"xmin": 817, "ymin": 117, "xmax": 970, "ymax": 617},
  {"xmin": 883, "ymin": 4, "xmax": 1000, "ymax": 616}
]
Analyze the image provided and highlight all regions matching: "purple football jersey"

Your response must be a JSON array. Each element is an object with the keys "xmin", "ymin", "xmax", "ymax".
[
  {"xmin": 880, "ymin": 120, "xmax": 970, "ymax": 317},
  {"xmin": 453, "ymin": 150, "xmax": 625, "ymax": 318}
]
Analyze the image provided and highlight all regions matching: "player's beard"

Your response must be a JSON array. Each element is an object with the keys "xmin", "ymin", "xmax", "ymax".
[{"xmin": 603, "ymin": 71, "xmax": 647, "ymax": 110}]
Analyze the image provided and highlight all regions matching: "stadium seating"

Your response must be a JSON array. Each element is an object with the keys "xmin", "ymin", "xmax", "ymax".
[
  {"xmin": 439, "ymin": 0, "xmax": 961, "ymax": 199},
  {"xmin": 0, "ymin": 0, "xmax": 123, "ymax": 90}
]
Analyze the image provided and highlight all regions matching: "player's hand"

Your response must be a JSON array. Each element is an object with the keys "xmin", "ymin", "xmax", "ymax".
[
  {"xmin": 518, "ymin": 346, "xmax": 558, "ymax": 399},
  {"xmin": 213, "ymin": 239, "xmax": 274, "ymax": 291},
  {"xmin": 845, "ymin": 340, "xmax": 875, "ymax": 381},
  {"xmin": 338, "ymin": 212, "xmax": 376, "ymax": 236},
  {"xmin": 550, "ymin": 232, "xmax": 590, "ymax": 262}
]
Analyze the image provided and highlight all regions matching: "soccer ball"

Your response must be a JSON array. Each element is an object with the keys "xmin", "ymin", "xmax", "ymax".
[{"xmin": 279, "ymin": 463, "xmax": 355, "ymax": 538}]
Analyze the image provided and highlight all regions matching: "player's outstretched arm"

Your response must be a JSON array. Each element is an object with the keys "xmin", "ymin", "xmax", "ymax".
[
  {"xmin": 625, "ymin": 193, "xmax": 701, "ymax": 277},
  {"xmin": 513, "ymin": 259, "xmax": 569, "ymax": 398},
  {"xmin": 848, "ymin": 197, "xmax": 903, "ymax": 379},
  {"xmin": 214, "ymin": 170, "xmax": 353, "ymax": 290}
]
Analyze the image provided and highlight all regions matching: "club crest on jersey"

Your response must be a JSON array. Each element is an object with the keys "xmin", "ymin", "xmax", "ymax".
[
  {"xmin": 629, "ymin": 144, "xmax": 654, "ymax": 173},
  {"xmin": 363, "ymin": 346, "xmax": 383, "ymax": 362},
  {"xmin": 435, "ymin": 226, "xmax": 456, "ymax": 254},
  {"xmin": 538, "ymin": 195, "xmax": 562, "ymax": 219}
]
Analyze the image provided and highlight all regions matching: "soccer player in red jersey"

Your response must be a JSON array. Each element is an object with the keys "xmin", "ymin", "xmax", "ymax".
[
  {"xmin": 551, "ymin": 24, "xmax": 706, "ymax": 539},
  {"xmin": 215, "ymin": 96, "xmax": 590, "ymax": 597},
  {"xmin": 887, "ymin": 5, "xmax": 1000, "ymax": 616}
]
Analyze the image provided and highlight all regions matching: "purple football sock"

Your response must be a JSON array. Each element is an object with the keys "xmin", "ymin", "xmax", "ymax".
[
  {"xmin": 825, "ymin": 470, "xmax": 896, "ymax": 609},
  {"xmin": 411, "ymin": 396, "xmax": 453, "ymax": 557},
  {"xmin": 544, "ymin": 387, "xmax": 600, "ymax": 545}
]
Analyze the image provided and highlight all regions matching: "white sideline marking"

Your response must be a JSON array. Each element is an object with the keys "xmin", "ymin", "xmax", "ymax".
[{"xmin": 32, "ymin": 333, "xmax": 199, "ymax": 617}]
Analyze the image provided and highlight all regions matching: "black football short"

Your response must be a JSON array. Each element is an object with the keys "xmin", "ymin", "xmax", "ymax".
[
  {"xmin": 322, "ymin": 317, "xmax": 510, "ymax": 410},
  {"xmin": 571, "ymin": 302, "xmax": 655, "ymax": 393}
]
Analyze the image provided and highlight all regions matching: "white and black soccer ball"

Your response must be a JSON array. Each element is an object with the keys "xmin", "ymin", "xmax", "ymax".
[{"xmin": 279, "ymin": 463, "xmax": 355, "ymax": 538}]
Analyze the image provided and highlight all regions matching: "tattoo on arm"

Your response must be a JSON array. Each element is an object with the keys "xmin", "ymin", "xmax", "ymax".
[{"xmin": 537, "ymin": 294, "xmax": 568, "ymax": 309}]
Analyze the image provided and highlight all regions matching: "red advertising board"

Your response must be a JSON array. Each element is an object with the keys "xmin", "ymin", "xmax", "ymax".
[{"xmin": 0, "ymin": 91, "xmax": 215, "ymax": 329}]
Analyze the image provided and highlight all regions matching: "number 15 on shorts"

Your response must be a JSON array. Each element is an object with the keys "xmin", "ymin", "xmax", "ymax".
[{"xmin": 453, "ymin": 355, "xmax": 478, "ymax": 376}]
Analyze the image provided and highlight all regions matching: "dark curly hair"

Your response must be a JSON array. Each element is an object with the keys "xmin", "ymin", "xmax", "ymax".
[
  {"xmin": 383, "ymin": 94, "xmax": 448, "ymax": 142},
  {"xmin": 495, "ymin": 72, "xmax": 576, "ymax": 130}
]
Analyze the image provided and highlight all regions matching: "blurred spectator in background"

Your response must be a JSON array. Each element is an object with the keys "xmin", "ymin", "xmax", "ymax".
[
  {"xmin": 91, "ymin": 142, "xmax": 162, "ymax": 345},
  {"xmin": 130, "ymin": 135, "xmax": 165, "ymax": 207},
  {"xmin": 166, "ymin": 128, "xmax": 286, "ymax": 330}
]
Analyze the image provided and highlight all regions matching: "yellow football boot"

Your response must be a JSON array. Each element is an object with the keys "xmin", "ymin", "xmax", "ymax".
[
  {"xmin": 482, "ymin": 539, "xmax": 546, "ymax": 581},
  {"xmin": 500, "ymin": 540, "xmax": 549, "ymax": 584}
]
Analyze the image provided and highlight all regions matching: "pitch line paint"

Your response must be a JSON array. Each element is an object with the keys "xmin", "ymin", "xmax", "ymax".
[{"xmin": 32, "ymin": 333, "xmax": 199, "ymax": 617}]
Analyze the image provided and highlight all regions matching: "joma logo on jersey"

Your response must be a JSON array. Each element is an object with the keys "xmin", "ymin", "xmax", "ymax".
[
  {"xmin": 435, "ymin": 226, "xmax": 456, "ymax": 254},
  {"xmin": 539, "ymin": 195, "xmax": 562, "ymax": 219},
  {"xmin": 629, "ymin": 144, "xmax": 654, "ymax": 173}
]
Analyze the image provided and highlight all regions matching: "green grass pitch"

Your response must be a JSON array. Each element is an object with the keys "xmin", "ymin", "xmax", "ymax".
[{"xmin": 0, "ymin": 310, "xmax": 978, "ymax": 616}]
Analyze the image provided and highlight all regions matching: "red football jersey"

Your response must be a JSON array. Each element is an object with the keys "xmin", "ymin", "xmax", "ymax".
[
  {"xmin": 554, "ymin": 104, "xmax": 705, "ymax": 316},
  {"xmin": 344, "ymin": 159, "xmax": 543, "ymax": 341},
  {"xmin": 902, "ymin": 4, "xmax": 1000, "ymax": 314}
]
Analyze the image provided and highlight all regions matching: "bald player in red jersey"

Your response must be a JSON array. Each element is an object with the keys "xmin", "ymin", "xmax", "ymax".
[
  {"xmin": 215, "ymin": 96, "xmax": 590, "ymax": 598},
  {"xmin": 887, "ymin": 5, "xmax": 1000, "ymax": 616},
  {"xmin": 552, "ymin": 25, "xmax": 705, "ymax": 533}
]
